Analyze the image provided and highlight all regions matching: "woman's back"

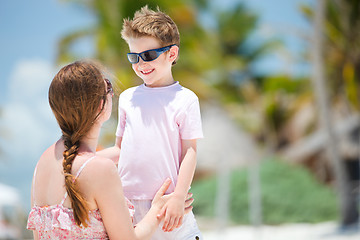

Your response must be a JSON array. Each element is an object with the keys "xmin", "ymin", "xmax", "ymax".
[
  {"xmin": 27, "ymin": 140, "xmax": 134, "ymax": 239},
  {"xmin": 32, "ymin": 141, "xmax": 97, "ymax": 209}
]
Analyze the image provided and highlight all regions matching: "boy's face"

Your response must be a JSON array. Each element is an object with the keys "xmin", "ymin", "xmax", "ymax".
[{"xmin": 127, "ymin": 36, "xmax": 177, "ymax": 88}]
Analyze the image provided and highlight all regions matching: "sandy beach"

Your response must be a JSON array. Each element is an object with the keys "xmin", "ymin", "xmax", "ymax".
[{"xmin": 200, "ymin": 221, "xmax": 360, "ymax": 240}]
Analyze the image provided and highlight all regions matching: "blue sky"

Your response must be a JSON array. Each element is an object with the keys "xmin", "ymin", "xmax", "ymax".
[
  {"xmin": 0, "ymin": 0, "xmax": 313, "ymax": 97},
  {"xmin": 0, "ymin": 0, "xmax": 95, "ymax": 103},
  {"xmin": 244, "ymin": 0, "xmax": 312, "ymax": 76},
  {"xmin": 0, "ymin": 0, "xmax": 96, "ymax": 210},
  {"xmin": 0, "ymin": 0, "xmax": 313, "ymax": 210},
  {"xmin": 0, "ymin": 0, "xmax": 312, "ymax": 102}
]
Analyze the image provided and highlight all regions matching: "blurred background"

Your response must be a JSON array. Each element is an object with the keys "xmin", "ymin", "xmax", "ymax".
[{"xmin": 0, "ymin": 0, "xmax": 359, "ymax": 239}]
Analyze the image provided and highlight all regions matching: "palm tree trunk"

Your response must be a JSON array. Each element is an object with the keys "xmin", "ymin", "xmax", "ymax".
[
  {"xmin": 215, "ymin": 153, "xmax": 230, "ymax": 232},
  {"xmin": 312, "ymin": 0, "xmax": 358, "ymax": 227}
]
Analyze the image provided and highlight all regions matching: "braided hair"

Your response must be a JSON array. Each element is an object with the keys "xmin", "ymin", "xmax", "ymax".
[{"xmin": 48, "ymin": 60, "xmax": 108, "ymax": 227}]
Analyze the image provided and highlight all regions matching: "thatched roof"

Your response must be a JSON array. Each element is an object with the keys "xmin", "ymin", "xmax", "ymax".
[
  {"xmin": 197, "ymin": 104, "xmax": 261, "ymax": 172},
  {"xmin": 280, "ymin": 114, "xmax": 360, "ymax": 163}
]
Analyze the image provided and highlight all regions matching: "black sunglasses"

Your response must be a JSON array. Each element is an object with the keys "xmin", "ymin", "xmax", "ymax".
[
  {"xmin": 105, "ymin": 78, "xmax": 114, "ymax": 96},
  {"xmin": 127, "ymin": 44, "xmax": 176, "ymax": 64}
]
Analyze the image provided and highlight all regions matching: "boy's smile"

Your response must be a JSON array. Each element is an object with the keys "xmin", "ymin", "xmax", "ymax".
[
  {"xmin": 128, "ymin": 36, "xmax": 178, "ymax": 88},
  {"xmin": 140, "ymin": 69, "xmax": 154, "ymax": 75}
]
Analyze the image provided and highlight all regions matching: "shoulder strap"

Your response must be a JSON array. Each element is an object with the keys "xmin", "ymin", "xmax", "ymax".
[
  {"xmin": 31, "ymin": 162, "xmax": 39, "ymax": 206},
  {"xmin": 61, "ymin": 156, "xmax": 96, "ymax": 205}
]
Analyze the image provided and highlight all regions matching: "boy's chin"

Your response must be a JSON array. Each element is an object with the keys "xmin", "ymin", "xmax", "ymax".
[
  {"xmin": 143, "ymin": 79, "xmax": 156, "ymax": 87},
  {"xmin": 144, "ymin": 83, "xmax": 157, "ymax": 88}
]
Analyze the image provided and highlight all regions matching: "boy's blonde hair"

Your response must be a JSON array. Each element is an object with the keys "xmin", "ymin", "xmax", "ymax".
[{"xmin": 121, "ymin": 5, "xmax": 180, "ymax": 64}]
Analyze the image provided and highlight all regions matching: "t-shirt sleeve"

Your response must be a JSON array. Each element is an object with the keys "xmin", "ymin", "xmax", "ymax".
[
  {"xmin": 178, "ymin": 98, "xmax": 204, "ymax": 140},
  {"xmin": 115, "ymin": 95, "xmax": 126, "ymax": 137}
]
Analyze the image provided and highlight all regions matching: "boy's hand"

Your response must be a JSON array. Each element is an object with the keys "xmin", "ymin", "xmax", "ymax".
[{"xmin": 159, "ymin": 195, "xmax": 185, "ymax": 232}]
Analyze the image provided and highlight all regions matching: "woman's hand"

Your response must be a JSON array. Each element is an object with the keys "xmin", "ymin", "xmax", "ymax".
[
  {"xmin": 183, "ymin": 192, "xmax": 194, "ymax": 214},
  {"xmin": 152, "ymin": 179, "xmax": 194, "ymax": 222},
  {"xmin": 152, "ymin": 178, "xmax": 172, "ymax": 211}
]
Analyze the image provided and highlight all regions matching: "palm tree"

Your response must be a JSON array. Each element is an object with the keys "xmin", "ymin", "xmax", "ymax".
[
  {"xmin": 183, "ymin": 1, "xmax": 298, "ymax": 151},
  {"xmin": 301, "ymin": 0, "xmax": 360, "ymax": 112},
  {"xmin": 300, "ymin": 0, "xmax": 360, "ymax": 227}
]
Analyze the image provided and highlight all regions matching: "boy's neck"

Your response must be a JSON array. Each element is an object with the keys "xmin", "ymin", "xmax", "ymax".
[
  {"xmin": 144, "ymin": 75, "xmax": 176, "ymax": 88},
  {"xmin": 144, "ymin": 80, "xmax": 176, "ymax": 88}
]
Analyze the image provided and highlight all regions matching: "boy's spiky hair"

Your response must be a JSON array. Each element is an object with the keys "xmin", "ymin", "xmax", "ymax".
[{"xmin": 121, "ymin": 5, "xmax": 180, "ymax": 64}]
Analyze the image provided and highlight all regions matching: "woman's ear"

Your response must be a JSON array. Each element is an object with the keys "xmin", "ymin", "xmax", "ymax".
[
  {"xmin": 94, "ymin": 98, "xmax": 105, "ymax": 121},
  {"xmin": 168, "ymin": 45, "xmax": 179, "ymax": 63},
  {"xmin": 98, "ymin": 98, "xmax": 105, "ymax": 112}
]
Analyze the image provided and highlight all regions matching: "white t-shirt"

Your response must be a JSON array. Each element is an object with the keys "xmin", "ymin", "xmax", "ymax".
[{"xmin": 116, "ymin": 82, "xmax": 203, "ymax": 200}]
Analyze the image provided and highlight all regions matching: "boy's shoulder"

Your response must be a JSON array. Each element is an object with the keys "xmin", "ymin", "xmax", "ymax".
[
  {"xmin": 119, "ymin": 83, "xmax": 199, "ymax": 101},
  {"xmin": 119, "ymin": 85, "xmax": 141, "ymax": 98},
  {"xmin": 176, "ymin": 84, "xmax": 198, "ymax": 99},
  {"xmin": 121, "ymin": 85, "xmax": 140, "ymax": 93}
]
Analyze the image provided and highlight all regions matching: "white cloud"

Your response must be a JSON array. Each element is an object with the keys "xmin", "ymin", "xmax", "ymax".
[
  {"xmin": 4, "ymin": 59, "xmax": 60, "ymax": 154},
  {"xmin": 0, "ymin": 59, "xmax": 60, "ymax": 209},
  {"xmin": 8, "ymin": 59, "xmax": 54, "ymax": 102}
]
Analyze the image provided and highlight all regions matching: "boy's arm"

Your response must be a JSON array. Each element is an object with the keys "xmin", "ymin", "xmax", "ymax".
[
  {"xmin": 161, "ymin": 139, "xmax": 197, "ymax": 232},
  {"xmin": 96, "ymin": 136, "xmax": 122, "ymax": 165}
]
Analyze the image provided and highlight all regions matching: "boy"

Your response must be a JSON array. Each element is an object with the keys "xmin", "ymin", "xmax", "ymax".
[{"xmin": 103, "ymin": 6, "xmax": 203, "ymax": 239}]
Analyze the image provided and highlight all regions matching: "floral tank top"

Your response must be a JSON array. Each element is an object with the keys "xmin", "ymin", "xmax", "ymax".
[{"xmin": 27, "ymin": 156, "xmax": 135, "ymax": 239}]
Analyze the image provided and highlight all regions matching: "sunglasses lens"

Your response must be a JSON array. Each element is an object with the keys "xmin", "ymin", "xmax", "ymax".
[
  {"xmin": 127, "ymin": 54, "xmax": 139, "ymax": 64},
  {"xmin": 127, "ymin": 45, "xmax": 173, "ymax": 64},
  {"xmin": 141, "ymin": 50, "xmax": 159, "ymax": 61}
]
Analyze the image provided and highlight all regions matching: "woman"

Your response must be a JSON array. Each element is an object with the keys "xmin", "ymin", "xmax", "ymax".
[{"xmin": 27, "ymin": 60, "xmax": 193, "ymax": 239}]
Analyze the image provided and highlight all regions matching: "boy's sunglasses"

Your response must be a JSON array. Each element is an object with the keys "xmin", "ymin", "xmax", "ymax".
[
  {"xmin": 105, "ymin": 78, "xmax": 114, "ymax": 96},
  {"xmin": 127, "ymin": 44, "xmax": 176, "ymax": 64}
]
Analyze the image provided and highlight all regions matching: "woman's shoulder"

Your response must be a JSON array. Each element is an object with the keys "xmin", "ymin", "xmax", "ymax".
[
  {"xmin": 79, "ymin": 156, "xmax": 121, "ymax": 199},
  {"xmin": 38, "ymin": 139, "xmax": 64, "ymax": 161},
  {"xmin": 80, "ymin": 156, "xmax": 119, "ymax": 181},
  {"xmin": 35, "ymin": 142, "xmax": 60, "ymax": 171},
  {"xmin": 39, "ymin": 142, "xmax": 56, "ymax": 158},
  {"xmin": 89, "ymin": 156, "xmax": 117, "ymax": 171}
]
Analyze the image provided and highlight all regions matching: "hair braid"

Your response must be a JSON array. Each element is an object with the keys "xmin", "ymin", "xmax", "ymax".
[
  {"xmin": 62, "ymin": 135, "xmax": 90, "ymax": 227},
  {"xmin": 63, "ymin": 138, "xmax": 79, "ymax": 174},
  {"xmin": 49, "ymin": 60, "xmax": 107, "ymax": 227}
]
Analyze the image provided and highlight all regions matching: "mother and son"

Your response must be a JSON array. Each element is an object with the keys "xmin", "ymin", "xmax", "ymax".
[{"xmin": 27, "ymin": 5, "xmax": 204, "ymax": 240}]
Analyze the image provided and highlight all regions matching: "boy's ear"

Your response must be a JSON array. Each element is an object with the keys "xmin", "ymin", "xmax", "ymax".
[{"xmin": 168, "ymin": 45, "xmax": 179, "ymax": 63}]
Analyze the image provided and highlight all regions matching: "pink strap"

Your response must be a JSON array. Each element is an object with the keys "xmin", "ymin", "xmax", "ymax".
[{"xmin": 61, "ymin": 156, "xmax": 96, "ymax": 205}]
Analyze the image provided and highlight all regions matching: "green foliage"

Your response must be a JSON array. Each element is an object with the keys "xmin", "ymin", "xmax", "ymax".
[
  {"xmin": 263, "ymin": 75, "xmax": 308, "ymax": 94},
  {"xmin": 192, "ymin": 159, "xmax": 338, "ymax": 224},
  {"xmin": 300, "ymin": 0, "xmax": 360, "ymax": 111},
  {"xmin": 263, "ymin": 95, "xmax": 290, "ymax": 133}
]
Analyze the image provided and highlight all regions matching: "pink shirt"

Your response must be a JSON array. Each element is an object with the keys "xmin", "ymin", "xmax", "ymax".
[{"xmin": 116, "ymin": 82, "xmax": 203, "ymax": 200}]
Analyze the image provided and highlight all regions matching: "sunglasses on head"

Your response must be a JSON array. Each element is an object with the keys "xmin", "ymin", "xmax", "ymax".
[
  {"xmin": 105, "ymin": 78, "xmax": 114, "ymax": 96},
  {"xmin": 127, "ymin": 44, "xmax": 176, "ymax": 64}
]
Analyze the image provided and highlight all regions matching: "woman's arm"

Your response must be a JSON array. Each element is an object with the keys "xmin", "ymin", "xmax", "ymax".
[
  {"xmin": 92, "ymin": 158, "xmax": 169, "ymax": 240},
  {"xmin": 96, "ymin": 136, "xmax": 122, "ymax": 165}
]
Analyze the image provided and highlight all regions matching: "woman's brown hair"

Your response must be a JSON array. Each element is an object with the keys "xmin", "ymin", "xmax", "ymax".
[{"xmin": 48, "ymin": 60, "xmax": 107, "ymax": 227}]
